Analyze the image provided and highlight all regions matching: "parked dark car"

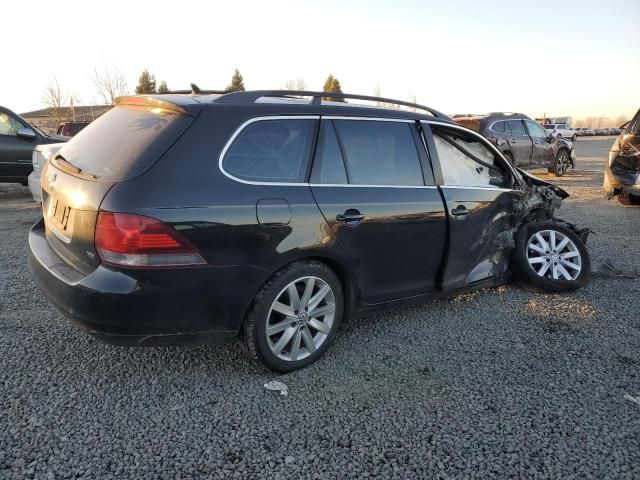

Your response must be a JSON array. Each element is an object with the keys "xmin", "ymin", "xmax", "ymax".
[
  {"xmin": 454, "ymin": 113, "xmax": 576, "ymax": 176},
  {"xmin": 604, "ymin": 108, "xmax": 640, "ymax": 205},
  {"xmin": 56, "ymin": 121, "xmax": 91, "ymax": 137},
  {"xmin": 28, "ymin": 91, "xmax": 590, "ymax": 371},
  {"xmin": 0, "ymin": 106, "xmax": 68, "ymax": 184}
]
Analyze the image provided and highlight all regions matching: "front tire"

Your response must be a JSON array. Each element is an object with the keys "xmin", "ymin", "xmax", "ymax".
[
  {"xmin": 243, "ymin": 261, "xmax": 344, "ymax": 372},
  {"xmin": 549, "ymin": 150, "xmax": 571, "ymax": 176},
  {"xmin": 617, "ymin": 193, "xmax": 640, "ymax": 206},
  {"xmin": 512, "ymin": 221, "xmax": 590, "ymax": 292}
]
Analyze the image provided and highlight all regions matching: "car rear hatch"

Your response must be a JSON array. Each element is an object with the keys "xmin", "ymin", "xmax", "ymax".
[{"xmin": 40, "ymin": 96, "xmax": 200, "ymax": 275}]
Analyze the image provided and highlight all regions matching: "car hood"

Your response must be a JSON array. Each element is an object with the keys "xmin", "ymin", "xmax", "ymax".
[{"xmin": 516, "ymin": 168, "xmax": 569, "ymax": 199}]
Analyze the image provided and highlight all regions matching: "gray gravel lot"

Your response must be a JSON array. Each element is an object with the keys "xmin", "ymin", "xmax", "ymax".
[{"xmin": 1, "ymin": 137, "xmax": 638, "ymax": 479}]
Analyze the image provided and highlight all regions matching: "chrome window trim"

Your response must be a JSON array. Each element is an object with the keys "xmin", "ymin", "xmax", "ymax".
[
  {"xmin": 218, "ymin": 115, "xmax": 320, "ymax": 186},
  {"xmin": 440, "ymin": 185, "xmax": 518, "ymax": 193},
  {"xmin": 322, "ymin": 116, "xmax": 415, "ymax": 123},
  {"xmin": 309, "ymin": 184, "xmax": 438, "ymax": 189}
]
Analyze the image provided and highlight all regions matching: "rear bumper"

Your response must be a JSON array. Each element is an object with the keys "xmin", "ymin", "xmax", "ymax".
[{"xmin": 28, "ymin": 218, "xmax": 269, "ymax": 346}]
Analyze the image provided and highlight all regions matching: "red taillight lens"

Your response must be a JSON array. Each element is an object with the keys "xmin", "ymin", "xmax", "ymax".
[{"xmin": 95, "ymin": 211, "xmax": 206, "ymax": 267}]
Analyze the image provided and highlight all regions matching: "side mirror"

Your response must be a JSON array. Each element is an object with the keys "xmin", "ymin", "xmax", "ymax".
[{"xmin": 16, "ymin": 128, "xmax": 36, "ymax": 140}]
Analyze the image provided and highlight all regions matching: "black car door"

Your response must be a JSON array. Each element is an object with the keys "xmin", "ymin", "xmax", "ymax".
[
  {"xmin": 310, "ymin": 118, "xmax": 447, "ymax": 304},
  {"xmin": 524, "ymin": 119, "xmax": 555, "ymax": 167},
  {"xmin": 423, "ymin": 122, "xmax": 523, "ymax": 290},
  {"xmin": 0, "ymin": 110, "xmax": 37, "ymax": 178},
  {"xmin": 506, "ymin": 119, "xmax": 533, "ymax": 167}
]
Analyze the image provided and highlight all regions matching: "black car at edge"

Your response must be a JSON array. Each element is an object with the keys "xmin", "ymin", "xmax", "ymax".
[
  {"xmin": 0, "ymin": 105, "xmax": 68, "ymax": 184},
  {"xmin": 28, "ymin": 90, "xmax": 591, "ymax": 371}
]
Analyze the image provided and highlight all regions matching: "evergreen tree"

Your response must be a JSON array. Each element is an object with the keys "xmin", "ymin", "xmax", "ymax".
[
  {"xmin": 225, "ymin": 68, "xmax": 245, "ymax": 92},
  {"xmin": 322, "ymin": 74, "xmax": 344, "ymax": 102},
  {"xmin": 157, "ymin": 81, "xmax": 169, "ymax": 94},
  {"xmin": 135, "ymin": 69, "xmax": 157, "ymax": 94}
]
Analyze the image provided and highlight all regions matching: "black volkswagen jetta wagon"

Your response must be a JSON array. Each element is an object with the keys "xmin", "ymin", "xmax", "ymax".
[{"xmin": 29, "ymin": 90, "xmax": 590, "ymax": 371}]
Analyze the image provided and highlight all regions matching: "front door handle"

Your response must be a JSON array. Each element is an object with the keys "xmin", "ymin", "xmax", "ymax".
[
  {"xmin": 336, "ymin": 209, "xmax": 365, "ymax": 225},
  {"xmin": 451, "ymin": 205, "xmax": 469, "ymax": 218}
]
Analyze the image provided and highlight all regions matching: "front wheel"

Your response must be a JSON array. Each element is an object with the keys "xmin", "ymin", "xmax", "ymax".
[
  {"xmin": 511, "ymin": 221, "xmax": 590, "ymax": 292},
  {"xmin": 617, "ymin": 193, "xmax": 640, "ymax": 206},
  {"xmin": 549, "ymin": 150, "xmax": 571, "ymax": 176},
  {"xmin": 243, "ymin": 261, "xmax": 344, "ymax": 372}
]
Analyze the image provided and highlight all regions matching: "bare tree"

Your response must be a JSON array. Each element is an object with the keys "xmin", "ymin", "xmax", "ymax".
[
  {"xmin": 42, "ymin": 78, "xmax": 68, "ymax": 125},
  {"xmin": 284, "ymin": 78, "xmax": 307, "ymax": 91},
  {"xmin": 94, "ymin": 65, "xmax": 128, "ymax": 105}
]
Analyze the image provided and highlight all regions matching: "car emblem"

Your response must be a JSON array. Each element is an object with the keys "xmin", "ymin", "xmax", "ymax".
[{"xmin": 49, "ymin": 173, "xmax": 57, "ymax": 190}]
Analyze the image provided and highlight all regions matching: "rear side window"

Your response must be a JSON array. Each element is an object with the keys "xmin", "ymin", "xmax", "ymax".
[
  {"xmin": 508, "ymin": 120, "xmax": 527, "ymax": 136},
  {"xmin": 223, "ymin": 119, "xmax": 315, "ymax": 183},
  {"xmin": 56, "ymin": 105, "xmax": 193, "ymax": 182},
  {"xmin": 332, "ymin": 120, "xmax": 424, "ymax": 186},
  {"xmin": 491, "ymin": 121, "xmax": 505, "ymax": 134}
]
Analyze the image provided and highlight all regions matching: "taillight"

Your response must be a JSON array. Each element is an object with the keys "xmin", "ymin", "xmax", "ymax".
[{"xmin": 95, "ymin": 211, "xmax": 206, "ymax": 267}]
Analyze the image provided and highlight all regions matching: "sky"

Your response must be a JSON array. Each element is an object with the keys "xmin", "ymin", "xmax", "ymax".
[{"xmin": 2, "ymin": 0, "xmax": 639, "ymax": 121}]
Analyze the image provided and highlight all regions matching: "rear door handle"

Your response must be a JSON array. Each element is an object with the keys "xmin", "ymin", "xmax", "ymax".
[
  {"xmin": 451, "ymin": 205, "xmax": 469, "ymax": 217},
  {"xmin": 336, "ymin": 209, "xmax": 365, "ymax": 225}
]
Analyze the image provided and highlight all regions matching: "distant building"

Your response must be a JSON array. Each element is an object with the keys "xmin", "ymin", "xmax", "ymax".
[{"xmin": 20, "ymin": 105, "xmax": 112, "ymax": 135}]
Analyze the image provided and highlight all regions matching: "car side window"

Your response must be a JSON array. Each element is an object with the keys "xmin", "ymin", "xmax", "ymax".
[
  {"xmin": 492, "ymin": 121, "xmax": 505, "ymax": 134},
  {"xmin": 312, "ymin": 121, "xmax": 348, "ymax": 184},
  {"xmin": 0, "ymin": 112, "xmax": 22, "ymax": 137},
  {"xmin": 223, "ymin": 119, "xmax": 316, "ymax": 183},
  {"xmin": 507, "ymin": 120, "xmax": 527, "ymax": 136},
  {"xmin": 332, "ymin": 120, "xmax": 424, "ymax": 186},
  {"xmin": 432, "ymin": 128, "xmax": 509, "ymax": 188},
  {"xmin": 525, "ymin": 120, "xmax": 548, "ymax": 138}
]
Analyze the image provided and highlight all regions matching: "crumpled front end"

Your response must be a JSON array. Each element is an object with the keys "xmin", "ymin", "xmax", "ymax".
[{"xmin": 603, "ymin": 137, "xmax": 640, "ymax": 198}]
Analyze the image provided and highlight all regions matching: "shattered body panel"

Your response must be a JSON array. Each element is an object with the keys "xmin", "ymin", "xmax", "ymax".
[
  {"xmin": 604, "ymin": 107, "xmax": 640, "ymax": 199},
  {"xmin": 444, "ymin": 168, "xmax": 587, "ymax": 287}
]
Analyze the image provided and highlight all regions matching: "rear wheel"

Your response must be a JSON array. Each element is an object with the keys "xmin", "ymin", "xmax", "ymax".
[
  {"xmin": 549, "ymin": 150, "xmax": 571, "ymax": 176},
  {"xmin": 512, "ymin": 221, "xmax": 590, "ymax": 292},
  {"xmin": 243, "ymin": 261, "xmax": 344, "ymax": 372},
  {"xmin": 617, "ymin": 193, "xmax": 640, "ymax": 206}
]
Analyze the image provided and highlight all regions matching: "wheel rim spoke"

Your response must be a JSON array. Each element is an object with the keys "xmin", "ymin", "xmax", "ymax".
[
  {"xmin": 528, "ymin": 256, "xmax": 547, "ymax": 265},
  {"xmin": 560, "ymin": 251, "xmax": 579, "ymax": 259},
  {"xmin": 537, "ymin": 262, "xmax": 551, "ymax": 276},
  {"xmin": 528, "ymin": 243, "xmax": 546, "ymax": 255},
  {"xmin": 300, "ymin": 277, "xmax": 315, "ymax": 310},
  {"xmin": 287, "ymin": 284, "xmax": 301, "ymax": 311},
  {"xmin": 301, "ymin": 326, "xmax": 316, "ymax": 353},
  {"xmin": 290, "ymin": 329, "xmax": 302, "ymax": 361},
  {"xmin": 272, "ymin": 326, "xmax": 297, "ymax": 355},
  {"xmin": 534, "ymin": 233, "xmax": 550, "ymax": 252},
  {"xmin": 308, "ymin": 318, "xmax": 331, "ymax": 335},
  {"xmin": 549, "ymin": 231, "xmax": 556, "ymax": 250},
  {"xmin": 560, "ymin": 258, "xmax": 580, "ymax": 271},
  {"xmin": 308, "ymin": 285, "xmax": 331, "ymax": 311},
  {"xmin": 271, "ymin": 301, "xmax": 294, "ymax": 317},
  {"xmin": 555, "ymin": 262, "xmax": 573, "ymax": 280},
  {"xmin": 267, "ymin": 318, "xmax": 295, "ymax": 336},
  {"xmin": 309, "ymin": 303, "xmax": 335, "ymax": 319},
  {"xmin": 555, "ymin": 236, "xmax": 570, "ymax": 252}
]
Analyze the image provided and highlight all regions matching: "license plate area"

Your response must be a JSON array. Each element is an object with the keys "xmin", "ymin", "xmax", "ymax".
[{"xmin": 46, "ymin": 197, "xmax": 74, "ymax": 242}]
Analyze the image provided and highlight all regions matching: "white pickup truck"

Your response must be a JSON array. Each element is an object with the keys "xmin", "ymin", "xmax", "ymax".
[{"xmin": 544, "ymin": 123, "xmax": 577, "ymax": 142}]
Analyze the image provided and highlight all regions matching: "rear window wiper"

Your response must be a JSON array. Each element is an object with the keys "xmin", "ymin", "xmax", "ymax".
[{"xmin": 52, "ymin": 155, "xmax": 98, "ymax": 179}]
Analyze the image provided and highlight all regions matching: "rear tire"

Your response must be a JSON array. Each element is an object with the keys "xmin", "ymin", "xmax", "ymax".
[
  {"xmin": 617, "ymin": 193, "xmax": 640, "ymax": 206},
  {"xmin": 550, "ymin": 150, "xmax": 571, "ymax": 176},
  {"xmin": 242, "ymin": 261, "xmax": 344, "ymax": 372},
  {"xmin": 512, "ymin": 221, "xmax": 590, "ymax": 292}
]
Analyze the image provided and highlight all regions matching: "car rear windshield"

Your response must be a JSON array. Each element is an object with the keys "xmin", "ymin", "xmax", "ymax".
[{"xmin": 55, "ymin": 105, "xmax": 192, "ymax": 182}]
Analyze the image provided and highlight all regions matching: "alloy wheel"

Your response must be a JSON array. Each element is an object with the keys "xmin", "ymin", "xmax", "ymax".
[
  {"xmin": 266, "ymin": 276, "xmax": 336, "ymax": 362},
  {"xmin": 556, "ymin": 152, "xmax": 570, "ymax": 175},
  {"xmin": 526, "ymin": 229, "xmax": 582, "ymax": 280}
]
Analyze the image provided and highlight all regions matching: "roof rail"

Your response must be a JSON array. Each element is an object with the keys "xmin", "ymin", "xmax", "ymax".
[
  {"xmin": 163, "ymin": 83, "xmax": 226, "ymax": 95},
  {"xmin": 214, "ymin": 90, "xmax": 450, "ymax": 119}
]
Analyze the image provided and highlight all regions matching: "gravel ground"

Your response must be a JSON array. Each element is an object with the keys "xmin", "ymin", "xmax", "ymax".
[{"xmin": 1, "ymin": 137, "xmax": 638, "ymax": 479}]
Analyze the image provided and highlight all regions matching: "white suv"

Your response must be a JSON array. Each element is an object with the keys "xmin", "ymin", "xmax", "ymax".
[{"xmin": 544, "ymin": 123, "xmax": 577, "ymax": 141}]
